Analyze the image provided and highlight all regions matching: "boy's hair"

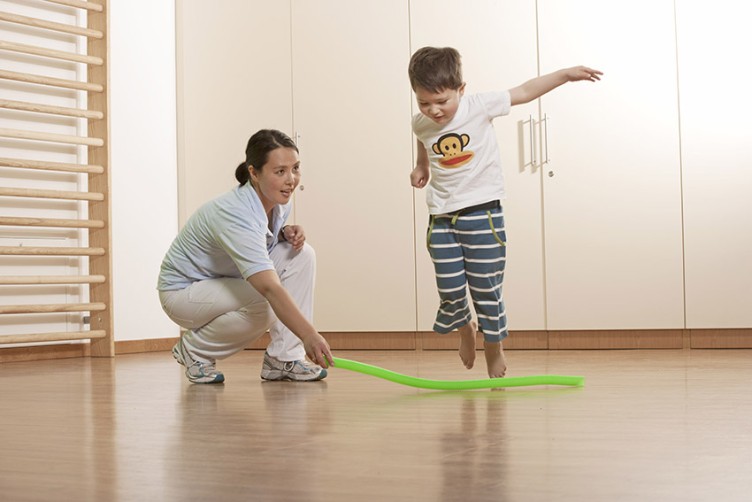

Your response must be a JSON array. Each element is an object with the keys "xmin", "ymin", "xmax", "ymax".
[{"xmin": 408, "ymin": 46, "xmax": 463, "ymax": 93}]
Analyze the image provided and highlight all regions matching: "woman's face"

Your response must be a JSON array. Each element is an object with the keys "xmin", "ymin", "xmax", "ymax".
[{"xmin": 250, "ymin": 147, "xmax": 301, "ymax": 213}]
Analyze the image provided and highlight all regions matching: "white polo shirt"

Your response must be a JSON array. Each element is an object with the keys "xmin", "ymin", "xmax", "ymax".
[{"xmin": 157, "ymin": 183, "xmax": 290, "ymax": 291}]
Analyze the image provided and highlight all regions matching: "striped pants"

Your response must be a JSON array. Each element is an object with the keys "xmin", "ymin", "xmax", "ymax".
[{"xmin": 426, "ymin": 204, "xmax": 508, "ymax": 342}]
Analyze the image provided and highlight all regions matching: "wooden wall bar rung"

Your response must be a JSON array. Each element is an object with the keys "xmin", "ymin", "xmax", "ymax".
[
  {"xmin": 0, "ymin": 128, "xmax": 103, "ymax": 147},
  {"xmin": 0, "ymin": 329, "xmax": 106, "ymax": 344},
  {"xmin": 0, "ymin": 40, "xmax": 103, "ymax": 65},
  {"xmin": 44, "ymin": 0, "xmax": 104, "ymax": 13},
  {"xmin": 0, "ymin": 98, "xmax": 104, "ymax": 119},
  {"xmin": 0, "ymin": 302, "xmax": 106, "ymax": 314},
  {"xmin": 0, "ymin": 12, "xmax": 103, "ymax": 38},
  {"xmin": 0, "ymin": 216, "xmax": 104, "ymax": 228},
  {"xmin": 0, "ymin": 246, "xmax": 105, "ymax": 256},
  {"xmin": 0, "ymin": 69, "xmax": 103, "ymax": 92},
  {"xmin": 0, "ymin": 157, "xmax": 104, "ymax": 174},
  {"xmin": 0, "ymin": 275, "xmax": 105, "ymax": 285},
  {"xmin": 0, "ymin": 186, "xmax": 104, "ymax": 201}
]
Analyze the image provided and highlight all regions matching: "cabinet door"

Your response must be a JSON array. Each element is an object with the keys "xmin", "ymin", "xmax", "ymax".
[
  {"xmin": 677, "ymin": 2, "xmax": 752, "ymax": 328},
  {"xmin": 290, "ymin": 0, "xmax": 415, "ymax": 331},
  {"xmin": 409, "ymin": 0, "xmax": 544, "ymax": 331},
  {"xmin": 176, "ymin": 0, "xmax": 293, "ymax": 224},
  {"xmin": 538, "ymin": 0, "xmax": 684, "ymax": 329}
]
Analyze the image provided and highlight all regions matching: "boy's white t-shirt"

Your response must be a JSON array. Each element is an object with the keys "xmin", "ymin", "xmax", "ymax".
[{"xmin": 412, "ymin": 90, "xmax": 511, "ymax": 215}]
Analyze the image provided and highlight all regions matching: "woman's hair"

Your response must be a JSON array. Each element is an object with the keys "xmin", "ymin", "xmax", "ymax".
[
  {"xmin": 235, "ymin": 129, "xmax": 299, "ymax": 186},
  {"xmin": 408, "ymin": 46, "xmax": 463, "ymax": 93}
]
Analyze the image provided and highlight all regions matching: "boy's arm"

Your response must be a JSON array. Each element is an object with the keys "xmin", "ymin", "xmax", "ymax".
[
  {"xmin": 410, "ymin": 139, "xmax": 430, "ymax": 189},
  {"xmin": 509, "ymin": 66, "xmax": 602, "ymax": 106}
]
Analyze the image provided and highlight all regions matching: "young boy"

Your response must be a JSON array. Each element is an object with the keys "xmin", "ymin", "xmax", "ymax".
[{"xmin": 408, "ymin": 46, "xmax": 601, "ymax": 378}]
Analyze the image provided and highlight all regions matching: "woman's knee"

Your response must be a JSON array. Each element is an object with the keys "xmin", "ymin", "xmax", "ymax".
[{"xmin": 297, "ymin": 242, "xmax": 316, "ymax": 266}]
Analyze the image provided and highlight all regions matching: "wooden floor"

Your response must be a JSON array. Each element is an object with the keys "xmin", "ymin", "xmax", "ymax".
[{"xmin": 1, "ymin": 348, "xmax": 751, "ymax": 501}]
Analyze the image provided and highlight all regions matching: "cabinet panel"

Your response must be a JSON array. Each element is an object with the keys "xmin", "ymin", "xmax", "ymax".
[
  {"xmin": 538, "ymin": 0, "xmax": 684, "ymax": 329},
  {"xmin": 409, "ymin": 0, "xmax": 544, "ymax": 331},
  {"xmin": 176, "ymin": 0, "xmax": 293, "ymax": 224},
  {"xmin": 677, "ymin": 1, "xmax": 752, "ymax": 328},
  {"xmin": 290, "ymin": 0, "xmax": 415, "ymax": 330}
]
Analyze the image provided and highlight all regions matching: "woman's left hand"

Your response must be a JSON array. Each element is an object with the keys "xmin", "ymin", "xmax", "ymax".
[{"xmin": 282, "ymin": 224, "xmax": 306, "ymax": 251}]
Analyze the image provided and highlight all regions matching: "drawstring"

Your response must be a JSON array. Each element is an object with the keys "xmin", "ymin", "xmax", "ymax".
[
  {"xmin": 429, "ymin": 208, "xmax": 505, "ymax": 249},
  {"xmin": 426, "ymin": 215, "xmax": 435, "ymax": 249},
  {"xmin": 487, "ymin": 210, "xmax": 506, "ymax": 246}
]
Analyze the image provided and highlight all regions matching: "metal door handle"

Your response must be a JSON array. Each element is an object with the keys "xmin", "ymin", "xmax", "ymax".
[{"xmin": 542, "ymin": 114, "xmax": 550, "ymax": 164}]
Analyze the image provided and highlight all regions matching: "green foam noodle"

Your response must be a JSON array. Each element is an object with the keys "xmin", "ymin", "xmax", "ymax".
[{"xmin": 332, "ymin": 357, "xmax": 584, "ymax": 390}]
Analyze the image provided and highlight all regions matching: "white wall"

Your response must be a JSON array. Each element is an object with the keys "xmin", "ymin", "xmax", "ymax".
[{"xmin": 109, "ymin": 0, "xmax": 178, "ymax": 341}]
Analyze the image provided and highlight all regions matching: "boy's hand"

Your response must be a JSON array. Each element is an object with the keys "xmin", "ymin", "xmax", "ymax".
[
  {"xmin": 410, "ymin": 166, "xmax": 429, "ymax": 189},
  {"xmin": 567, "ymin": 66, "xmax": 603, "ymax": 82}
]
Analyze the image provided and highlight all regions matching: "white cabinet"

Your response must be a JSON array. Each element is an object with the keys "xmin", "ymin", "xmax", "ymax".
[
  {"xmin": 409, "ymin": 0, "xmax": 545, "ymax": 331},
  {"xmin": 289, "ymin": 0, "xmax": 416, "ymax": 331},
  {"xmin": 177, "ymin": 1, "xmax": 749, "ymax": 337},
  {"xmin": 538, "ymin": 0, "xmax": 685, "ymax": 329},
  {"xmin": 178, "ymin": 0, "xmax": 415, "ymax": 332},
  {"xmin": 676, "ymin": 1, "xmax": 752, "ymax": 328},
  {"xmin": 175, "ymin": 0, "xmax": 293, "ymax": 223},
  {"xmin": 411, "ymin": 0, "xmax": 685, "ymax": 332}
]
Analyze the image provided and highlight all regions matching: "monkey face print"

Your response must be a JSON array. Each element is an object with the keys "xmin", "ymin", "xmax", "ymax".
[
  {"xmin": 414, "ymin": 84, "xmax": 465, "ymax": 126},
  {"xmin": 432, "ymin": 133, "xmax": 475, "ymax": 168}
]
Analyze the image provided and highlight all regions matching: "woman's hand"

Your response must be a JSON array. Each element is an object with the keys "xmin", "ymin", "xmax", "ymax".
[
  {"xmin": 304, "ymin": 332, "xmax": 334, "ymax": 368},
  {"xmin": 282, "ymin": 224, "xmax": 306, "ymax": 251}
]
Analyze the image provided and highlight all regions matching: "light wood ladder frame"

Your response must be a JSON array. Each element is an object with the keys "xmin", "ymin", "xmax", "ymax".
[{"xmin": 0, "ymin": 0, "xmax": 113, "ymax": 356}]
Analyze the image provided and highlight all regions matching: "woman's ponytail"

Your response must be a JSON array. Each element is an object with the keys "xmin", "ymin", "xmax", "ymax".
[{"xmin": 235, "ymin": 161, "xmax": 250, "ymax": 186}]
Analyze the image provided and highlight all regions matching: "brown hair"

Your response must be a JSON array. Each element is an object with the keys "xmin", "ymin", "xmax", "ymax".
[{"xmin": 408, "ymin": 46, "xmax": 463, "ymax": 93}]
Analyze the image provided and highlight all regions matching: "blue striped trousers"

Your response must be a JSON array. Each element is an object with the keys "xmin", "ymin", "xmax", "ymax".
[{"xmin": 426, "ymin": 204, "xmax": 508, "ymax": 342}]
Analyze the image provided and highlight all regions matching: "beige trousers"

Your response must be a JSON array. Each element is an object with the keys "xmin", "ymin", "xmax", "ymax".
[{"xmin": 159, "ymin": 242, "xmax": 315, "ymax": 363}]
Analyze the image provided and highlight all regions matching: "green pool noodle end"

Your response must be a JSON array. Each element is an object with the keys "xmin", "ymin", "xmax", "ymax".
[{"xmin": 331, "ymin": 357, "xmax": 584, "ymax": 390}]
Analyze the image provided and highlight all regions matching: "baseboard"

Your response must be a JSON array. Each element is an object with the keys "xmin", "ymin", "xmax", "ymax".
[
  {"xmin": 419, "ymin": 331, "xmax": 549, "ymax": 350},
  {"xmin": 0, "ymin": 342, "xmax": 89, "ymax": 363},
  {"xmin": 115, "ymin": 337, "xmax": 177, "ymax": 354},
  {"xmin": 2, "ymin": 329, "xmax": 750, "ymax": 363},
  {"xmin": 548, "ymin": 329, "xmax": 685, "ymax": 349},
  {"xmin": 690, "ymin": 329, "xmax": 752, "ymax": 348},
  {"xmin": 247, "ymin": 332, "xmax": 417, "ymax": 350}
]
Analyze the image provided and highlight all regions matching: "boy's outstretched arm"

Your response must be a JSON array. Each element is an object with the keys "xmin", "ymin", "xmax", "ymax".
[
  {"xmin": 509, "ymin": 66, "xmax": 602, "ymax": 106},
  {"xmin": 410, "ymin": 139, "xmax": 430, "ymax": 189}
]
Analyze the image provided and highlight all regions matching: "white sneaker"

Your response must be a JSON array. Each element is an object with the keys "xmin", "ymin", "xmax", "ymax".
[
  {"xmin": 260, "ymin": 352, "xmax": 327, "ymax": 382},
  {"xmin": 172, "ymin": 337, "xmax": 224, "ymax": 384}
]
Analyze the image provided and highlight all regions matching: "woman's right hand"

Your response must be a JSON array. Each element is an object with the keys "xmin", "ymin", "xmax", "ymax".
[{"xmin": 304, "ymin": 332, "xmax": 334, "ymax": 368}]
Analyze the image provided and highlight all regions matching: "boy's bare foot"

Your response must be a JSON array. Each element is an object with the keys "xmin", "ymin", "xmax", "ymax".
[
  {"xmin": 484, "ymin": 341, "xmax": 507, "ymax": 378},
  {"xmin": 458, "ymin": 320, "xmax": 477, "ymax": 369}
]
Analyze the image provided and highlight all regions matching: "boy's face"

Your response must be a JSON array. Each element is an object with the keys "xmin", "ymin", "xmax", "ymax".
[{"xmin": 415, "ymin": 84, "xmax": 465, "ymax": 126}]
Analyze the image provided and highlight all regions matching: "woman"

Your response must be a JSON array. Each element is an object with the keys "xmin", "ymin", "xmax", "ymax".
[{"xmin": 158, "ymin": 129, "xmax": 334, "ymax": 384}]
